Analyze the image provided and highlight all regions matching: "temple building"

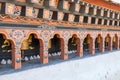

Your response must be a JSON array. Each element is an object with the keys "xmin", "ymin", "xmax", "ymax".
[{"xmin": 0, "ymin": 0, "xmax": 120, "ymax": 69}]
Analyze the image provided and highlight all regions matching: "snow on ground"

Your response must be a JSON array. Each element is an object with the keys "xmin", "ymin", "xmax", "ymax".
[{"xmin": 1, "ymin": 51, "xmax": 120, "ymax": 80}]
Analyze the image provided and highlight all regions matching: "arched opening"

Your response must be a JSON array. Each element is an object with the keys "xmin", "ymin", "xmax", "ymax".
[
  {"xmin": 48, "ymin": 34, "xmax": 63, "ymax": 60},
  {"xmin": 95, "ymin": 34, "xmax": 102, "ymax": 53},
  {"xmin": 68, "ymin": 34, "xmax": 80, "ymax": 58},
  {"xmin": 83, "ymin": 34, "xmax": 93, "ymax": 55},
  {"xmin": 105, "ymin": 34, "xmax": 111, "ymax": 51},
  {"xmin": 112, "ymin": 34, "xmax": 118, "ymax": 50},
  {"xmin": 21, "ymin": 34, "xmax": 42, "ymax": 64},
  {"xmin": 0, "ymin": 34, "xmax": 12, "ymax": 67}
]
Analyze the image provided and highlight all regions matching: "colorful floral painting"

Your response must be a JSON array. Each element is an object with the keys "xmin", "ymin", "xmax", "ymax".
[
  {"xmin": 63, "ymin": 1, "xmax": 69, "ymax": 10},
  {"xmin": 58, "ymin": 12, "xmax": 64, "ymax": 21},
  {"xmin": 75, "ymin": 4, "xmax": 80, "ymax": 12},
  {"xmin": 26, "ymin": 7, "xmax": 33, "ymax": 17},
  {"xmin": 14, "ymin": 6, "xmax": 21, "ymax": 15},
  {"xmin": 68, "ymin": 14, "xmax": 74, "ymax": 22},
  {"xmin": 6, "ymin": 3, "xmax": 14, "ymax": 14},
  {"xmin": 50, "ymin": 0, "xmax": 56, "ymax": 7},
  {"xmin": 32, "ymin": 8, "xmax": 39, "ymax": 18}
]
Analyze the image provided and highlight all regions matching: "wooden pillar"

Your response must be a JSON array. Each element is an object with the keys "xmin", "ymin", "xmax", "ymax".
[
  {"xmin": 12, "ymin": 45, "xmax": 21, "ymax": 69},
  {"xmin": 89, "ymin": 38, "xmax": 95, "ymax": 55},
  {"xmin": 61, "ymin": 38, "xmax": 68, "ymax": 60}
]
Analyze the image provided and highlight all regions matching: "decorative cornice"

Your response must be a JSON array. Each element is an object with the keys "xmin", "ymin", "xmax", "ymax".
[{"xmin": 0, "ymin": 14, "xmax": 120, "ymax": 31}]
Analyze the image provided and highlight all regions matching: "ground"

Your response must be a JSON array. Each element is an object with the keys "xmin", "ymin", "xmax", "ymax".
[{"xmin": 0, "ymin": 51, "xmax": 120, "ymax": 80}]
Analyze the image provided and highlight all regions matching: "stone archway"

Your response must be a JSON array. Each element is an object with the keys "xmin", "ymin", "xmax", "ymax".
[
  {"xmin": 112, "ymin": 34, "xmax": 118, "ymax": 50},
  {"xmin": 21, "ymin": 34, "xmax": 43, "ymax": 63},
  {"xmin": 83, "ymin": 34, "xmax": 94, "ymax": 55},
  {"xmin": 48, "ymin": 34, "xmax": 64, "ymax": 60},
  {"xmin": 68, "ymin": 34, "xmax": 80, "ymax": 58},
  {"xmin": 95, "ymin": 34, "xmax": 103, "ymax": 53},
  {"xmin": 0, "ymin": 34, "xmax": 14, "ymax": 67},
  {"xmin": 105, "ymin": 34, "xmax": 112, "ymax": 51}
]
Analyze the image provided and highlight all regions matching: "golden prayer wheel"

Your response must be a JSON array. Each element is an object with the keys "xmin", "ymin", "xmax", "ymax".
[
  {"xmin": 4, "ymin": 40, "xmax": 10, "ymax": 45},
  {"xmin": 113, "ymin": 36, "xmax": 116, "ymax": 42},
  {"xmin": 28, "ymin": 35, "xmax": 33, "ymax": 43},
  {"xmin": 71, "ymin": 37, "xmax": 77, "ymax": 46},
  {"xmin": 97, "ymin": 37, "xmax": 101, "ymax": 43},
  {"xmin": 21, "ymin": 34, "xmax": 35, "ymax": 50},
  {"xmin": 21, "ymin": 40, "xmax": 29, "ymax": 50},
  {"xmin": 86, "ymin": 38, "xmax": 90, "ymax": 44},
  {"xmin": 1, "ymin": 39, "xmax": 12, "ymax": 52},
  {"xmin": 1, "ymin": 40, "xmax": 10, "ymax": 48},
  {"xmin": 105, "ymin": 37, "xmax": 109, "ymax": 42}
]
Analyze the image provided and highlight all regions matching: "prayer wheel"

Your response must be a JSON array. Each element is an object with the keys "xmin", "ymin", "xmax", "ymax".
[
  {"xmin": 21, "ymin": 40, "xmax": 29, "ymax": 50},
  {"xmin": 105, "ymin": 37, "xmax": 109, "ymax": 42}
]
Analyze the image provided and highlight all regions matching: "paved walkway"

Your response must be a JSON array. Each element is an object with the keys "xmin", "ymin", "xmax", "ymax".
[{"xmin": 0, "ymin": 50, "xmax": 120, "ymax": 80}]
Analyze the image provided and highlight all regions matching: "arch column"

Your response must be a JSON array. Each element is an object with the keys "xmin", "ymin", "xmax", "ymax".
[
  {"xmin": 108, "ymin": 37, "xmax": 112, "ymax": 51},
  {"xmin": 63, "ymin": 38, "xmax": 68, "ymax": 60},
  {"xmin": 12, "ymin": 45, "xmax": 22, "ymax": 69},
  {"xmin": 89, "ymin": 38, "xmax": 95, "ymax": 55},
  {"xmin": 78, "ymin": 39, "xmax": 83, "ymax": 57},
  {"xmin": 116, "ymin": 36, "xmax": 119, "ymax": 50},
  {"xmin": 100, "ymin": 37, "xmax": 105, "ymax": 53},
  {"xmin": 40, "ymin": 40, "xmax": 48, "ymax": 64},
  {"xmin": 76, "ymin": 38, "xmax": 80, "ymax": 56}
]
